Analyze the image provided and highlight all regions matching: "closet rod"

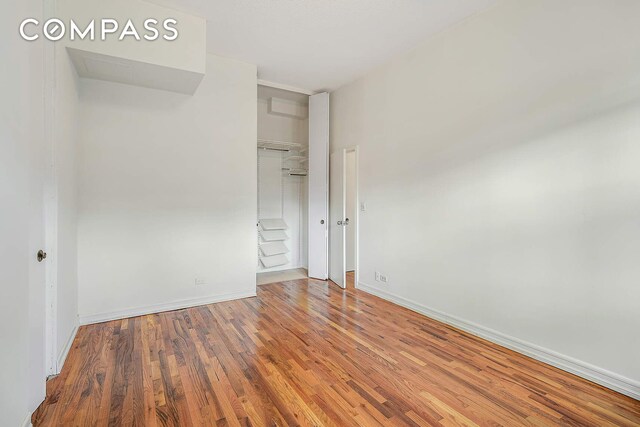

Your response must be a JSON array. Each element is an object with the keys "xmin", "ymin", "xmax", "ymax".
[
  {"xmin": 257, "ymin": 138, "xmax": 303, "ymax": 144},
  {"xmin": 259, "ymin": 147, "xmax": 290, "ymax": 152}
]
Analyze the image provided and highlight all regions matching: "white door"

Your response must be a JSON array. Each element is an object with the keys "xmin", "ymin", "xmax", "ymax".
[
  {"xmin": 2, "ymin": 5, "xmax": 48, "ymax": 413},
  {"xmin": 329, "ymin": 149, "xmax": 346, "ymax": 288},
  {"xmin": 308, "ymin": 93, "xmax": 329, "ymax": 279},
  {"xmin": 27, "ymin": 44, "xmax": 48, "ymax": 411}
]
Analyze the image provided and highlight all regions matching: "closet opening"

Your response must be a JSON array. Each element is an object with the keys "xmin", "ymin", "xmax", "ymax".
[{"xmin": 256, "ymin": 85, "xmax": 310, "ymax": 286}]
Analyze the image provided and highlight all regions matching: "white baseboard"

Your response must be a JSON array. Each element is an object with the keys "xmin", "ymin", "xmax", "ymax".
[
  {"xmin": 79, "ymin": 290, "xmax": 257, "ymax": 326},
  {"xmin": 357, "ymin": 282, "xmax": 640, "ymax": 401},
  {"xmin": 56, "ymin": 324, "xmax": 78, "ymax": 374},
  {"xmin": 21, "ymin": 412, "xmax": 32, "ymax": 427}
]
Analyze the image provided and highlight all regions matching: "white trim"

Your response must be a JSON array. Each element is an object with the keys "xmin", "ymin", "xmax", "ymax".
[
  {"xmin": 21, "ymin": 412, "xmax": 32, "ymax": 427},
  {"xmin": 346, "ymin": 146, "xmax": 359, "ymax": 288},
  {"xmin": 43, "ymin": 9, "xmax": 58, "ymax": 377},
  {"xmin": 357, "ymin": 282, "xmax": 640, "ymax": 400},
  {"xmin": 257, "ymin": 79, "xmax": 315, "ymax": 96},
  {"xmin": 328, "ymin": 148, "xmax": 347, "ymax": 288},
  {"xmin": 78, "ymin": 291, "xmax": 257, "ymax": 325},
  {"xmin": 55, "ymin": 324, "xmax": 78, "ymax": 375}
]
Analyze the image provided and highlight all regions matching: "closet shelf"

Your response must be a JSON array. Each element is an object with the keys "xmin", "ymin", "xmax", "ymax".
[
  {"xmin": 259, "ymin": 218, "xmax": 288, "ymax": 230},
  {"xmin": 260, "ymin": 254, "xmax": 289, "ymax": 268},
  {"xmin": 259, "ymin": 229, "xmax": 288, "ymax": 241},
  {"xmin": 285, "ymin": 156, "xmax": 307, "ymax": 162},
  {"xmin": 259, "ymin": 242, "xmax": 289, "ymax": 257},
  {"xmin": 258, "ymin": 139, "xmax": 303, "ymax": 152}
]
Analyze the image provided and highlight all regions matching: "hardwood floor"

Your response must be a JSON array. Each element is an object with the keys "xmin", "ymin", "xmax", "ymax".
[
  {"xmin": 346, "ymin": 271, "xmax": 355, "ymax": 289},
  {"xmin": 33, "ymin": 279, "xmax": 639, "ymax": 426},
  {"xmin": 257, "ymin": 268, "xmax": 308, "ymax": 286}
]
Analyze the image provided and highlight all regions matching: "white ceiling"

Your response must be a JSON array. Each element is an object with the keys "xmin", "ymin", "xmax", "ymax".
[{"xmin": 146, "ymin": 0, "xmax": 496, "ymax": 92}]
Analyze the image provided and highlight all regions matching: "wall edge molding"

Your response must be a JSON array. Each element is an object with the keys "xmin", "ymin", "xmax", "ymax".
[
  {"xmin": 79, "ymin": 291, "xmax": 257, "ymax": 326},
  {"xmin": 357, "ymin": 282, "xmax": 640, "ymax": 401},
  {"xmin": 257, "ymin": 79, "xmax": 315, "ymax": 96},
  {"xmin": 21, "ymin": 412, "xmax": 32, "ymax": 427},
  {"xmin": 56, "ymin": 324, "xmax": 79, "ymax": 375}
]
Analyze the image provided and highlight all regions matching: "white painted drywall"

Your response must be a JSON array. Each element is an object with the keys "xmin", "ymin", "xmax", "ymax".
[
  {"xmin": 56, "ymin": 0, "xmax": 206, "ymax": 94},
  {"xmin": 258, "ymin": 92, "xmax": 309, "ymax": 144},
  {"xmin": 331, "ymin": 0, "xmax": 640, "ymax": 390},
  {"xmin": 345, "ymin": 150, "xmax": 357, "ymax": 271},
  {"xmin": 52, "ymin": 43, "xmax": 81, "ymax": 368},
  {"xmin": 58, "ymin": 0, "xmax": 206, "ymax": 74},
  {"xmin": 0, "ymin": 0, "xmax": 47, "ymax": 423},
  {"xmin": 77, "ymin": 54, "xmax": 257, "ymax": 322}
]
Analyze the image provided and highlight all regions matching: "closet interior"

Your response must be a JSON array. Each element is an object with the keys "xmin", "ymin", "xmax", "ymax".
[{"xmin": 256, "ymin": 85, "xmax": 310, "ymax": 285}]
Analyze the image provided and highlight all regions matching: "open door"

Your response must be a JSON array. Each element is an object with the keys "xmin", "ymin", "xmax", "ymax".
[
  {"xmin": 329, "ymin": 149, "xmax": 346, "ymax": 288},
  {"xmin": 308, "ymin": 92, "xmax": 329, "ymax": 279}
]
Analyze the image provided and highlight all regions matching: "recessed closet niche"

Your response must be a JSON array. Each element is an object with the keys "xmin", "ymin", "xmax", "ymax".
[{"xmin": 257, "ymin": 86, "xmax": 310, "ymax": 283}]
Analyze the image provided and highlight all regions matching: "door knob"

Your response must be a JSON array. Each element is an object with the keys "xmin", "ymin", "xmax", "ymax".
[{"xmin": 37, "ymin": 250, "xmax": 47, "ymax": 262}]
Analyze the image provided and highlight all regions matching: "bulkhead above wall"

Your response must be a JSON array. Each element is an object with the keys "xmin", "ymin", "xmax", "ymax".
[
  {"xmin": 258, "ymin": 85, "xmax": 309, "ymax": 120},
  {"xmin": 269, "ymin": 97, "xmax": 308, "ymax": 120},
  {"xmin": 54, "ymin": 0, "xmax": 206, "ymax": 94}
]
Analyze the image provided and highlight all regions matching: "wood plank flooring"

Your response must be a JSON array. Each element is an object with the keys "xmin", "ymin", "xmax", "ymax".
[
  {"xmin": 346, "ymin": 271, "xmax": 355, "ymax": 290},
  {"xmin": 33, "ymin": 279, "xmax": 639, "ymax": 426},
  {"xmin": 257, "ymin": 268, "xmax": 308, "ymax": 286}
]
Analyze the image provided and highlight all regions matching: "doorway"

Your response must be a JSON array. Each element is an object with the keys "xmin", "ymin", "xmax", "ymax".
[
  {"xmin": 329, "ymin": 147, "xmax": 359, "ymax": 289},
  {"xmin": 255, "ymin": 87, "xmax": 330, "ymax": 287},
  {"xmin": 344, "ymin": 149, "xmax": 357, "ymax": 289},
  {"xmin": 255, "ymin": 85, "xmax": 310, "ymax": 286}
]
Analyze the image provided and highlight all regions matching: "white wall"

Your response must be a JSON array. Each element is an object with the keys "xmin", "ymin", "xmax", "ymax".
[
  {"xmin": 52, "ymin": 43, "xmax": 81, "ymax": 369},
  {"xmin": 57, "ymin": 0, "xmax": 206, "ymax": 95},
  {"xmin": 58, "ymin": 0, "xmax": 206, "ymax": 74},
  {"xmin": 1, "ymin": 0, "xmax": 47, "ymax": 424},
  {"xmin": 77, "ymin": 54, "xmax": 257, "ymax": 323},
  {"xmin": 345, "ymin": 150, "xmax": 357, "ymax": 271},
  {"xmin": 258, "ymin": 96, "xmax": 308, "ymax": 144},
  {"xmin": 331, "ymin": 0, "xmax": 640, "ymax": 396}
]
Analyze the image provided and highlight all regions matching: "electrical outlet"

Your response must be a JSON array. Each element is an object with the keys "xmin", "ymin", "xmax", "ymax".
[
  {"xmin": 375, "ymin": 271, "xmax": 381, "ymax": 281},
  {"xmin": 195, "ymin": 277, "xmax": 207, "ymax": 286},
  {"xmin": 380, "ymin": 274, "xmax": 388, "ymax": 283}
]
